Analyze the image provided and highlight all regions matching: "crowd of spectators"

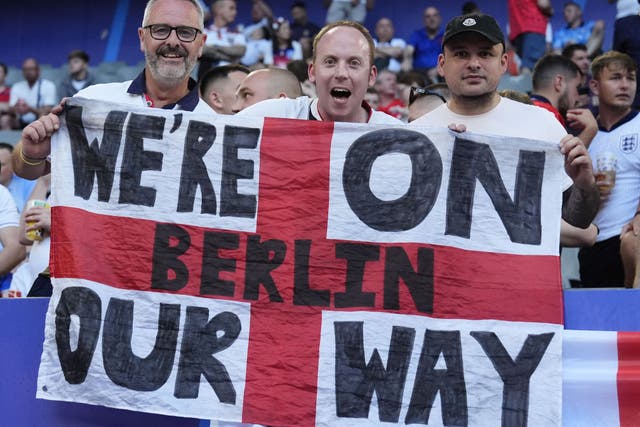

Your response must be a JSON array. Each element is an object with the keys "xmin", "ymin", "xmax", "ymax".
[{"xmin": 1, "ymin": 0, "xmax": 639, "ymax": 296}]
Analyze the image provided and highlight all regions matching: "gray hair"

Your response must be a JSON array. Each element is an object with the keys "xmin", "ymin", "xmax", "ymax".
[{"xmin": 142, "ymin": 0, "xmax": 205, "ymax": 30}]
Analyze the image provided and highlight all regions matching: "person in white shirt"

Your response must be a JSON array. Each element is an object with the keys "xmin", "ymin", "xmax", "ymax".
[
  {"xmin": 9, "ymin": 58, "xmax": 57, "ymax": 129},
  {"xmin": 199, "ymin": 0, "xmax": 246, "ymax": 80},
  {"xmin": 239, "ymin": 20, "xmax": 401, "ymax": 125},
  {"xmin": 579, "ymin": 51, "xmax": 640, "ymax": 287},
  {"xmin": 13, "ymin": 0, "xmax": 216, "ymax": 180},
  {"xmin": 373, "ymin": 17, "xmax": 407, "ymax": 73},
  {"xmin": 410, "ymin": 13, "xmax": 599, "ymax": 234}
]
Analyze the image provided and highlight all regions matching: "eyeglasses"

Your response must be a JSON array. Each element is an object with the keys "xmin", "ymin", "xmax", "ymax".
[
  {"xmin": 143, "ymin": 24, "xmax": 201, "ymax": 42},
  {"xmin": 409, "ymin": 86, "xmax": 447, "ymax": 106}
]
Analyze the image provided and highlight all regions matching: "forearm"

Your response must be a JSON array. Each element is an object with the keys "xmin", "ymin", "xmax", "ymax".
[
  {"xmin": 377, "ymin": 46, "xmax": 403, "ymax": 59},
  {"xmin": 562, "ymin": 183, "xmax": 600, "ymax": 229},
  {"xmin": 12, "ymin": 141, "xmax": 51, "ymax": 180},
  {"xmin": 0, "ymin": 244, "xmax": 26, "ymax": 275}
]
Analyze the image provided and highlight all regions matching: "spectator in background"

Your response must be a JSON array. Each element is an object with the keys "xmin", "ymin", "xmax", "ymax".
[
  {"xmin": 290, "ymin": 1, "xmax": 320, "ymax": 60},
  {"xmin": 609, "ymin": 0, "xmax": 639, "ymax": 28},
  {"xmin": 0, "ymin": 183, "xmax": 26, "ymax": 296},
  {"xmin": 530, "ymin": 55, "xmax": 582, "ymax": 124},
  {"xmin": 196, "ymin": 0, "xmax": 212, "ymax": 24},
  {"xmin": 580, "ymin": 51, "xmax": 640, "ymax": 288},
  {"xmin": 232, "ymin": 67, "xmax": 302, "ymax": 112},
  {"xmin": 272, "ymin": 17, "xmax": 303, "ymax": 68},
  {"xmin": 238, "ymin": 21, "xmax": 401, "ymax": 125},
  {"xmin": 239, "ymin": 0, "xmax": 273, "ymax": 67},
  {"xmin": 508, "ymin": 0, "xmax": 554, "ymax": 74},
  {"xmin": 323, "ymin": 0, "xmax": 374, "ymax": 25},
  {"xmin": 530, "ymin": 54, "xmax": 598, "ymax": 147},
  {"xmin": 404, "ymin": 6, "xmax": 444, "ymax": 83},
  {"xmin": 17, "ymin": 175, "xmax": 51, "ymax": 297},
  {"xmin": 407, "ymin": 82, "xmax": 448, "ymax": 122},
  {"xmin": 0, "ymin": 143, "xmax": 36, "ymax": 212},
  {"xmin": 613, "ymin": 2, "xmax": 640, "ymax": 109},
  {"xmin": 200, "ymin": 64, "xmax": 249, "ymax": 113},
  {"xmin": 198, "ymin": 0, "xmax": 246, "ymax": 80},
  {"xmin": 9, "ymin": 58, "xmax": 57, "ymax": 129},
  {"xmin": 286, "ymin": 59, "xmax": 316, "ymax": 97},
  {"xmin": 13, "ymin": 0, "xmax": 216, "ymax": 181},
  {"xmin": 397, "ymin": 70, "xmax": 430, "ymax": 109},
  {"xmin": 562, "ymin": 43, "xmax": 595, "ymax": 108},
  {"xmin": 462, "ymin": 1, "xmax": 480, "ymax": 14},
  {"xmin": 58, "ymin": 50, "xmax": 97, "ymax": 99},
  {"xmin": 553, "ymin": 1, "xmax": 604, "ymax": 57},
  {"xmin": 364, "ymin": 87, "xmax": 380, "ymax": 110},
  {"xmin": 0, "ymin": 63, "xmax": 12, "ymax": 130},
  {"xmin": 375, "ymin": 69, "xmax": 406, "ymax": 120},
  {"xmin": 373, "ymin": 17, "xmax": 406, "ymax": 74}
]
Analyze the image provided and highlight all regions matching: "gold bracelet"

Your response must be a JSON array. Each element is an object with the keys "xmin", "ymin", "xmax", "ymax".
[{"xmin": 19, "ymin": 148, "xmax": 46, "ymax": 166}]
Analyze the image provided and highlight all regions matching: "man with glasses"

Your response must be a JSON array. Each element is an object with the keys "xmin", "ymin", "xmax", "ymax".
[
  {"xmin": 410, "ymin": 13, "xmax": 600, "ymax": 232},
  {"xmin": 13, "ymin": 0, "xmax": 215, "ymax": 179}
]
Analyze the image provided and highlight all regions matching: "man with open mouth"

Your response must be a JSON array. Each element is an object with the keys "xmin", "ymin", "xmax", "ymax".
[{"xmin": 238, "ymin": 20, "xmax": 401, "ymax": 125}]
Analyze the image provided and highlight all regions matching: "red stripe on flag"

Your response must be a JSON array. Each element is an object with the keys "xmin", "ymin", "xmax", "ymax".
[
  {"xmin": 617, "ymin": 332, "xmax": 640, "ymax": 426},
  {"xmin": 50, "ymin": 118, "xmax": 563, "ymax": 426}
]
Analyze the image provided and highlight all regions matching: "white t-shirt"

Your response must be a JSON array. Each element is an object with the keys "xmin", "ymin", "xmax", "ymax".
[
  {"xmin": 0, "ymin": 185, "xmax": 19, "ymax": 253},
  {"xmin": 204, "ymin": 25, "xmax": 247, "ymax": 66},
  {"xmin": 0, "ymin": 186, "xmax": 19, "ymax": 229},
  {"xmin": 374, "ymin": 38, "xmax": 407, "ymax": 73},
  {"xmin": 410, "ymin": 96, "xmax": 572, "ymax": 189},
  {"xmin": 411, "ymin": 96, "xmax": 567, "ymax": 142},
  {"xmin": 616, "ymin": 0, "xmax": 640, "ymax": 19},
  {"xmin": 588, "ymin": 112, "xmax": 640, "ymax": 240},
  {"xmin": 238, "ymin": 96, "xmax": 403, "ymax": 125},
  {"xmin": 9, "ymin": 79, "xmax": 58, "ymax": 124}
]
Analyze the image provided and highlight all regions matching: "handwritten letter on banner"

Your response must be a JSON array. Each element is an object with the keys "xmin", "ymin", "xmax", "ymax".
[{"xmin": 38, "ymin": 98, "xmax": 565, "ymax": 426}]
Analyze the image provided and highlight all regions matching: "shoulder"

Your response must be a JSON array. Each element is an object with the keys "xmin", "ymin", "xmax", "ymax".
[
  {"xmin": 193, "ymin": 98, "xmax": 217, "ymax": 115},
  {"xmin": 238, "ymin": 97, "xmax": 310, "ymax": 119},
  {"xmin": 75, "ymin": 81, "xmax": 134, "ymax": 102},
  {"xmin": 369, "ymin": 110, "xmax": 404, "ymax": 125}
]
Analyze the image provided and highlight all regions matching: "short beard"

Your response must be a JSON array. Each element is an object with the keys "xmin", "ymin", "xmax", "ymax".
[{"xmin": 145, "ymin": 49, "xmax": 195, "ymax": 85}]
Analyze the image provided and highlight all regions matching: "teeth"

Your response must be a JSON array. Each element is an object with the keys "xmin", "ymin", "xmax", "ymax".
[{"xmin": 331, "ymin": 88, "xmax": 351, "ymax": 98}]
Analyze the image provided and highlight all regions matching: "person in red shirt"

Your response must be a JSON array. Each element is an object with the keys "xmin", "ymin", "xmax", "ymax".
[
  {"xmin": 374, "ymin": 69, "xmax": 407, "ymax": 120},
  {"xmin": 0, "ymin": 63, "xmax": 12, "ymax": 130},
  {"xmin": 508, "ymin": 0, "xmax": 554, "ymax": 74},
  {"xmin": 530, "ymin": 54, "xmax": 597, "ymax": 146}
]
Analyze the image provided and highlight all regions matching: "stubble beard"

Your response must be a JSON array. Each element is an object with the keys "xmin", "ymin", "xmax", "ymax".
[{"xmin": 145, "ymin": 49, "xmax": 195, "ymax": 85}]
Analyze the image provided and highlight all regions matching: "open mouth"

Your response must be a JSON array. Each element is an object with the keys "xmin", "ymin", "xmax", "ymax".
[
  {"xmin": 157, "ymin": 46, "xmax": 187, "ymax": 60},
  {"xmin": 330, "ymin": 88, "xmax": 351, "ymax": 99}
]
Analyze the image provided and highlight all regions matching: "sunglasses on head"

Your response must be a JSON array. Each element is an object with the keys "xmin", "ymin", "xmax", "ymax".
[{"xmin": 409, "ymin": 86, "xmax": 447, "ymax": 106}]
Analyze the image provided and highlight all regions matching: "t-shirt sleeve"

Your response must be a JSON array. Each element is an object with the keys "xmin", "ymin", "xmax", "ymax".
[{"xmin": 0, "ymin": 187, "xmax": 19, "ymax": 228}]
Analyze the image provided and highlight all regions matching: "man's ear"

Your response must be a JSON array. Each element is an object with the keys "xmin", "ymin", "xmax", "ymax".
[
  {"xmin": 208, "ymin": 91, "xmax": 223, "ymax": 110},
  {"xmin": 138, "ymin": 27, "xmax": 145, "ymax": 53},
  {"xmin": 368, "ymin": 65, "xmax": 378, "ymax": 88},
  {"xmin": 308, "ymin": 61, "xmax": 316, "ymax": 84},
  {"xmin": 589, "ymin": 78, "xmax": 600, "ymax": 97},
  {"xmin": 553, "ymin": 74, "xmax": 564, "ymax": 93}
]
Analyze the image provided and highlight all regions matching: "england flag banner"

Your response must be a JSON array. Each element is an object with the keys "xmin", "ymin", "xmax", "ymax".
[{"xmin": 37, "ymin": 97, "xmax": 565, "ymax": 426}]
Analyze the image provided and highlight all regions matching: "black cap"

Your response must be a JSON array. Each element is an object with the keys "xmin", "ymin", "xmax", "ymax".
[{"xmin": 442, "ymin": 14, "xmax": 505, "ymax": 47}]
